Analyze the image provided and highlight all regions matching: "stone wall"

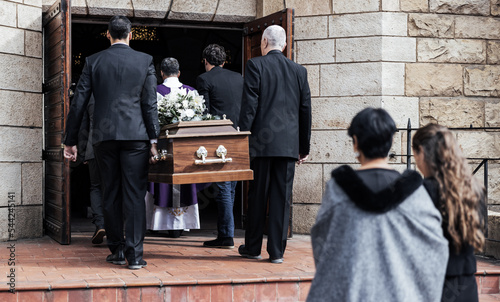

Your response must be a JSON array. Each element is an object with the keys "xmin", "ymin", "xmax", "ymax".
[{"xmin": 0, "ymin": 0, "xmax": 43, "ymax": 241}]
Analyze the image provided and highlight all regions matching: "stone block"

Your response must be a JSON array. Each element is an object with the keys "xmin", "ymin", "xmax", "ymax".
[
  {"xmin": 256, "ymin": 0, "xmax": 284, "ymax": 18},
  {"xmin": 18, "ymin": 4, "xmax": 42, "ymax": 31},
  {"xmin": 132, "ymin": 0, "xmax": 170, "ymax": 19},
  {"xmin": 329, "ymin": 12, "xmax": 407, "ymax": 38},
  {"xmin": 312, "ymin": 97, "xmax": 382, "ymax": 129},
  {"xmin": 294, "ymin": 16, "xmax": 328, "ymax": 40},
  {"xmin": 0, "ymin": 90, "xmax": 42, "ymax": 127},
  {"xmin": 293, "ymin": 164, "xmax": 323, "ymax": 204},
  {"xmin": 383, "ymin": 37, "xmax": 417, "ymax": 62},
  {"xmin": 336, "ymin": 37, "xmax": 416, "ymax": 62},
  {"xmin": 485, "ymin": 99, "xmax": 500, "ymax": 128},
  {"xmin": 487, "ymin": 41, "xmax": 500, "ymax": 65},
  {"xmin": 286, "ymin": 0, "xmax": 331, "ymax": 16},
  {"xmin": 296, "ymin": 40, "xmax": 335, "ymax": 64},
  {"xmin": 408, "ymin": 13, "xmax": 454, "ymax": 38},
  {"xmin": 308, "ymin": 130, "xmax": 354, "ymax": 163},
  {"xmin": 0, "ymin": 163, "xmax": 21, "ymax": 207},
  {"xmin": 24, "ymin": 0, "xmax": 43, "ymax": 7},
  {"xmin": 14, "ymin": 205, "xmax": 43, "ymax": 239},
  {"xmin": 0, "ymin": 1, "xmax": 17, "ymax": 27},
  {"xmin": 430, "ymin": 0, "xmax": 490, "ymax": 15},
  {"xmin": 456, "ymin": 131, "xmax": 500, "ymax": 159},
  {"xmin": 464, "ymin": 65, "xmax": 500, "ymax": 97},
  {"xmin": 419, "ymin": 97, "xmax": 485, "ymax": 128},
  {"xmin": 334, "ymin": 0, "xmax": 380, "ymax": 13},
  {"xmin": 86, "ymin": 0, "xmax": 133, "ymax": 17},
  {"xmin": 455, "ymin": 16, "xmax": 500, "ymax": 39},
  {"xmin": 0, "ymin": 54, "xmax": 42, "ymax": 92},
  {"xmin": 0, "ymin": 26, "xmax": 24, "ymax": 55},
  {"xmin": 214, "ymin": 0, "xmax": 256, "ymax": 22},
  {"xmin": 71, "ymin": 0, "xmax": 88, "ymax": 15},
  {"xmin": 405, "ymin": 63, "xmax": 463, "ymax": 97},
  {"xmin": 0, "ymin": 127, "xmax": 42, "ymax": 162},
  {"xmin": 401, "ymin": 0, "xmax": 429, "ymax": 11},
  {"xmin": 168, "ymin": 0, "xmax": 217, "ymax": 21},
  {"xmin": 417, "ymin": 38, "xmax": 486, "ymax": 64},
  {"xmin": 487, "ymin": 164, "xmax": 500, "ymax": 206},
  {"xmin": 382, "ymin": 97, "xmax": 420, "ymax": 128},
  {"xmin": 383, "ymin": 0, "xmax": 401, "ymax": 11},
  {"xmin": 25, "ymin": 30, "xmax": 42, "ymax": 58},
  {"xmin": 493, "ymin": 0, "xmax": 500, "ymax": 15},
  {"xmin": 292, "ymin": 204, "xmax": 320, "ymax": 234},
  {"xmin": 321, "ymin": 62, "xmax": 404, "ymax": 97},
  {"xmin": 305, "ymin": 65, "xmax": 319, "ymax": 97},
  {"xmin": 22, "ymin": 163, "xmax": 42, "ymax": 205},
  {"xmin": 42, "ymin": 0, "xmax": 57, "ymax": 12}
]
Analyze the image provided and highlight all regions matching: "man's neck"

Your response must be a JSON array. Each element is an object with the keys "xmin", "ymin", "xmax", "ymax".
[{"xmin": 110, "ymin": 38, "xmax": 129, "ymax": 46}]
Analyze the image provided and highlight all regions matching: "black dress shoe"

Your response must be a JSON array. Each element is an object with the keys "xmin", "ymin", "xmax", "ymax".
[
  {"xmin": 128, "ymin": 259, "xmax": 147, "ymax": 270},
  {"xmin": 106, "ymin": 249, "xmax": 126, "ymax": 265},
  {"xmin": 203, "ymin": 237, "xmax": 234, "ymax": 249},
  {"xmin": 238, "ymin": 245, "xmax": 262, "ymax": 259},
  {"xmin": 91, "ymin": 227, "xmax": 106, "ymax": 244}
]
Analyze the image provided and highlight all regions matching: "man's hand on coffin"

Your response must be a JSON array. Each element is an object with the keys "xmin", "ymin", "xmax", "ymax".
[{"xmin": 150, "ymin": 143, "xmax": 159, "ymax": 164}]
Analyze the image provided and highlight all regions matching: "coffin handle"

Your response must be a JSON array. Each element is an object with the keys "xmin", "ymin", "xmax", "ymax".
[{"xmin": 194, "ymin": 145, "xmax": 232, "ymax": 165}]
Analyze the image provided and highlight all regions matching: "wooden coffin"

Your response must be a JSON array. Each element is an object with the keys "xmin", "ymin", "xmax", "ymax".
[{"xmin": 148, "ymin": 119, "xmax": 253, "ymax": 184}]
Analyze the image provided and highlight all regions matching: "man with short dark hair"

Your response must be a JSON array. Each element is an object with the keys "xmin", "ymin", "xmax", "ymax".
[
  {"xmin": 196, "ymin": 44, "xmax": 243, "ymax": 249},
  {"xmin": 238, "ymin": 25, "xmax": 312, "ymax": 264},
  {"xmin": 64, "ymin": 16, "xmax": 160, "ymax": 270}
]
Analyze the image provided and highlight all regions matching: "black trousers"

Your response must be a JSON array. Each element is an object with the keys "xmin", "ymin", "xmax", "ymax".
[
  {"xmin": 93, "ymin": 140, "xmax": 149, "ymax": 263},
  {"xmin": 244, "ymin": 157, "xmax": 296, "ymax": 259}
]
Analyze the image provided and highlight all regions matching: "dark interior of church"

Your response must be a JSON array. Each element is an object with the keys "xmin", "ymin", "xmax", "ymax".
[{"xmin": 70, "ymin": 23, "xmax": 244, "ymax": 234}]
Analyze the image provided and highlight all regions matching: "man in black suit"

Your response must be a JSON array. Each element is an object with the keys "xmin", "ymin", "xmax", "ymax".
[
  {"xmin": 238, "ymin": 25, "xmax": 312, "ymax": 264},
  {"xmin": 63, "ymin": 16, "xmax": 160, "ymax": 270},
  {"xmin": 196, "ymin": 44, "xmax": 243, "ymax": 249}
]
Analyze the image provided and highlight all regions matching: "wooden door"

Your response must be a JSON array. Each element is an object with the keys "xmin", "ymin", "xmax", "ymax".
[
  {"xmin": 43, "ymin": 0, "xmax": 72, "ymax": 244},
  {"xmin": 241, "ymin": 8, "xmax": 295, "ymax": 235}
]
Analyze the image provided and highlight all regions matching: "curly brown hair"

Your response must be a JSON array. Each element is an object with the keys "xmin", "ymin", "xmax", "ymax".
[{"xmin": 413, "ymin": 124, "xmax": 485, "ymax": 252}]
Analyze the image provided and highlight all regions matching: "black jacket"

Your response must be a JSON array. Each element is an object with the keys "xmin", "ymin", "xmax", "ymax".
[
  {"xmin": 64, "ymin": 44, "xmax": 159, "ymax": 146},
  {"xmin": 239, "ymin": 50, "xmax": 312, "ymax": 159}
]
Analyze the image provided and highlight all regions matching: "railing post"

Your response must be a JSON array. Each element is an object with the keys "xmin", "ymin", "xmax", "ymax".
[{"xmin": 407, "ymin": 118, "xmax": 412, "ymax": 170}]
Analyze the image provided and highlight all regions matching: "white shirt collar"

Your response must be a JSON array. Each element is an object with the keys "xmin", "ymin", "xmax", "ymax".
[
  {"xmin": 162, "ymin": 77, "xmax": 183, "ymax": 88},
  {"xmin": 112, "ymin": 42, "xmax": 128, "ymax": 46}
]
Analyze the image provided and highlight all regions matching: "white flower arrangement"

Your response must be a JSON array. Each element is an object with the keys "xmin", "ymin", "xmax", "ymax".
[{"xmin": 157, "ymin": 88, "xmax": 219, "ymax": 127}]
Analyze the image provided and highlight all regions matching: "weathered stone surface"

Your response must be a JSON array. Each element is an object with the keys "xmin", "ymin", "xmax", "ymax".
[
  {"xmin": 382, "ymin": 97, "xmax": 420, "ymax": 128},
  {"xmin": 293, "ymin": 164, "xmax": 323, "ymax": 204},
  {"xmin": 488, "ymin": 165, "xmax": 500, "ymax": 205},
  {"xmin": 0, "ymin": 54, "xmax": 42, "ymax": 92},
  {"xmin": 330, "ymin": 13, "xmax": 407, "ymax": 38},
  {"xmin": 305, "ymin": 65, "xmax": 320, "ymax": 97},
  {"xmin": 286, "ymin": 0, "xmax": 331, "ymax": 16},
  {"xmin": 464, "ymin": 65, "xmax": 500, "ymax": 97},
  {"xmin": 256, "ymin": 0, "xmax": 284, "ymax": 18},
  {"xmin": 336, "ymin": 37, "xmax": 416, "ymax": 62},
  {"xmin": 383, "ymin": 0, "xmax": 401, "ymax": 11},
  {"xmin": 294, "ymin": 16, "xmax": 328, "ymax": 40},
  {"xmin": 296, "ymin": 40, "xmax": 335, "ymax": 64},
  {"xmin": 418, "ymin": 39, "xmax": 485, "ymax": 64},
  {"xmin": 71, "ymin": 0, "xmax": 88, "ymax": 15},
  {"xmin": 401, "ymin": 0, "xmax": 429, "ymax": 11},
  {"xmin": 321, "ymin": 62, "xmax": 404, "ymax": 96},
  {"xmin": 0, "ymin": 1, "xmax": 17, "ymax": 27},
  {"xmin": 0, "ymin": 164, "xmax": 21, "ymax": 207},
  {"xmin": 308, "ymin": 130, "xmax": 354, "ymax": 163},
  {"xmin": 485, "ymin": 99, "xmax": 500, "ymax": 128},
  {"xmin": 493, "ymin": 0, "xmax": 500, "ymax": 15},
  {"xmin": 485, "ymin": 211, "xmax": 500, "ymax": 257},
  {"xmin": 214, "ymin": 0, "xmax": 256, "ymax": 22},
  {"xmin": 406, "ymin": 63, "xmax": 463, "ymax": 97},
  {"xmin": 24, "ymin": 0, "xmax": 42, "ymax": 7},
  {"xmin": 25, "ymin": 31, "xmax": 42, "ymax": 58},
  {"xmin": 334, "ymin": 0, "xmax": 379, "ymax": 13},
  {"xmin": 0, "ymin": 127, "xmax": 42, "ymax": 162},
  {"xmin": 487, "ymin": 41, "xmax": 500, "ymax": 65},
  {"xmin": 87, "ymin": 0, "xmax": 133, "ymax": 17},
  {"xmin": 456, "ymin": 16, "xmax": 500, "ymax": 39},
  {"xmin": 169, "ymin": 0, "xmax": 217, "ymax": 21},
  {"xmin": 14, "ymin": 205, "xmax": 43, "ymax": 239},
  {"xmin": 0, "ymin": 27, "xmax": 24, "ymax": 55},
  {"xmin": 292, "ymin": 204, "xmax": 320, "ymax": 234},
  {"xmin": 419, "ymin": 97, "xmax": 485, "ymax": 127},
  {"xmin": 42, "ymin": 0, "xmax": 57, "ymax": 12},
  {"xmin": 22, "ymin": 163, "xmax": 42, "ymax": 205},
  {"xmin": 0, "ymin": 91, "xmax": 42, "ymax": 127},
  {"xmin": 430, "ymin": 0, "xmax": 490, "ymax": 15},
  {"xmin": 408, "ymin": 13, "xmax": 454, "ymax": 38},
  {"xmin": 18, "ymin": 4, "xmax": 42, "ymax": 31},
  {"xmin": 312, "ymin": 97, "xmax": 381, "ymax": 129},
  {"xmin": 132, "ymin": 0, "xmax": 170, "ymax": 19},
  {"xmin": 456, "ymin": 131, "xmax": 500, "ymax": 159}
]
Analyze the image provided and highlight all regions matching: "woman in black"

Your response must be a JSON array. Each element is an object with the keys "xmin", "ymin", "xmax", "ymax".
[{"xmin": 413, "ymin": 124, "xmax": 485, "ymax": 302}]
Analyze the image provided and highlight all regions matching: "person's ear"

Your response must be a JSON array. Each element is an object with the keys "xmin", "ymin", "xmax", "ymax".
[
  {"xmin": 177, "ymin": 71, "xmax": 181, "ymax": 78},
  {"xmin": 106, "ymin": 31, "xmax": 111, "ymax": 40},
  {"xmin": 352, "ymin": 135, "xmax": 358, "ymax": 150},
  {"xmin": 128, "ymin": 32, "xmax": 132, "ymax": 41}
]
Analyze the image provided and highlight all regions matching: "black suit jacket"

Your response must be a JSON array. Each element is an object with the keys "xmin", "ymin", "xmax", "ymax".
[
  {"xmin": 196, "ymin": 66, "xmax": 243, "ymax": 128},
  {"xmin": 64, "ymin": 44, "xmax": 159, "ymax": 146},
  {"xmin": 239, "ymin": 50, "xmax": 311, "ymax": 159}
]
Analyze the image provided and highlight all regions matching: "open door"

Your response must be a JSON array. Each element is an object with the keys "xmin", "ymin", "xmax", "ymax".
[
  {"xmin": 241, "ymin": 8, "xmax": 295, "ymax": 235},
  {"xmin": 42, "ymin": 0, "xmax": 72, "ymax": 244}
]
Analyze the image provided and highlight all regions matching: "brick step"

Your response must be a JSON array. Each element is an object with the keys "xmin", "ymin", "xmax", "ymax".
[{"xmin": 480, "ymin": 293, "xmax": 500, "ymax": 301}]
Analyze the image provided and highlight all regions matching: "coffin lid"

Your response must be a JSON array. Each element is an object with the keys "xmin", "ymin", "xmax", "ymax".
[{"xmin": 159, "ymin": 119, "xmax": 251, "ymax": 139}]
